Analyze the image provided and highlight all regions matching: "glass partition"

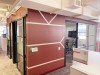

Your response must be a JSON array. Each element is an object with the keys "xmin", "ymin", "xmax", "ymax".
[
  {"xmin": 78, "ymin": 23, "xmax": 96, "ymax": 51},
  {"xmin": 17, "ymin": 19, "xmax": 24, "ymax": 74},
  {"xmin": 78, "ymin": 23, "xmax": 88, "ymax": 49}
]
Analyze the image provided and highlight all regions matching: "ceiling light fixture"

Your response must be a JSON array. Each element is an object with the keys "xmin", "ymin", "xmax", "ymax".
[{"xmin": 0, "ymin": 8, "xmax": 7, "ymax": 11}]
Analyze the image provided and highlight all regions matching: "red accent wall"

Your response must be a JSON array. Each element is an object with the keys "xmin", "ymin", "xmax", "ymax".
[
  {"xmin": 26, "ymin": 9, "xmax": 65, "ymax": 75},
  {"xmin": 26, "ymin": 9, "xmax": 98, "ymax": 75}
]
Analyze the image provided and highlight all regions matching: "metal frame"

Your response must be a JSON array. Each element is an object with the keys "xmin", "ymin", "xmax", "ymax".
[
  {"xmin": 16, "ymin": 16, "xmax": 27, "ymax": 75},
  {"xmin": 64, "ymin": 20, "xmax": 78, "ymax": 66}
]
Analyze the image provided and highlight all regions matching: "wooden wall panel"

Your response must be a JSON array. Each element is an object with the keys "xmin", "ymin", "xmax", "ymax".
[{"xmin": 7, "ymin": 7, "xmax": 27, "ymax": 23}]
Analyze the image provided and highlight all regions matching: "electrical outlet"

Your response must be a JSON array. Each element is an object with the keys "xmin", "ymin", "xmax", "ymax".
[{"xmin": 58, "ymin": 47, "xmax": 61, "ymax": 50}]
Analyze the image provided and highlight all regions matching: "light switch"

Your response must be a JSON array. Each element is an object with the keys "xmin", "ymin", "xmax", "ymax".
[{"xmin": 30, "ymin": 47, "xmax": 38, "ymax": 52}]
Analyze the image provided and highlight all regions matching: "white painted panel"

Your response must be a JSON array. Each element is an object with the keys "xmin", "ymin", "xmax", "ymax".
[
  {"xmin": 77, "ymin": 6, "xmax": 99, "ymax": 20},
  {"xmin": 22, "ymin": 0, "xmax": 60, "ymax": 13},
  {"xmin": 88, "ymin": 36, "xmax": 95, "ymax": 46},
  {"xmin": 28, "ymin": 0, "xmax": 61, "ymax": 8},
  {"xmin": 88, "ymin": 51, "xmax": 100, "ymax": 70},
  {"xmin": 88, "ymin": 25, "xmax": 96, "ymax": 51},
  {"xmin": 0, "ymin": 37, "xmax": 7, "ymax": 51},
  {"xmin": 73, "ymin": 48, "xmax": 88, "ymax": 62},
  {"xmin": 62, "ymin": 0, "xmax": 82, "ymax": 9}
]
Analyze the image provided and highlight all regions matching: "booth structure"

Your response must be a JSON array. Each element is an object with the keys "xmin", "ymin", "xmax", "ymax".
[{"xmin": 6, "ymin": 0, "xmax": 100, "ymax": 75}]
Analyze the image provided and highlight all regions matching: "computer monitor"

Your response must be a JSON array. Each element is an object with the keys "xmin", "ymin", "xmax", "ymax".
[{"xmin": 68, "ymin": 31, "xmax": 77, "ymax": 38}]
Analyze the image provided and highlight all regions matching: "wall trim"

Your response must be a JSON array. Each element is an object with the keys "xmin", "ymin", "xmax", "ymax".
[
  {"xmin": 27, "ymin": 37, "xmax": 64, "ymax": 48},
  {"xmin": 27, "ymin": 42, "xmax": 60, "ymax": 47},
  {"xmin": 27, "ymin": 58, "xmax": 64, "ymax": 69},
  {"xmin": 39, "ymin": 11, "xmax": 49, "ymax": 23},
  {"xmin": 48, "ymin": 14, "xmax": 57, "ymax": 24},
  {"xmin": 60, "ymin": 42, "xmax": 64, "ymax": 48},
  {"xmin": 26, "ymin": 22, "xmax": 65, "ymax": 27}
]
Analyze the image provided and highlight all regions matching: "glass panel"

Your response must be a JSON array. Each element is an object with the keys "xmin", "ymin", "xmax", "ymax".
[
  {"xmin": 17, "ymin": 19, "xmax": 24, "ymax": 74},
  {"xmin": 78, "ymin": 23, "xmax": 87, "ymax": 49},
  {"xmin": 78, "ymin": 23, "xmax": 87, "ymax": 33},
  {"xmin": 0, "ymin": 26, "xmax": 6, "ymax": 36},
  {"xmin": 78, "ymin": 33, "xmax": 86, "ymax": 39}
]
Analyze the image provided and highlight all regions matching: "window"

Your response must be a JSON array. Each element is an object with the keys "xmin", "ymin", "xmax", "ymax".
[
  {"xmin": 78, "ymin": 23, "xmax": 87, "ymax": 39},
  {"xmin": 0, "ymin": 26, "xmax": 6, "ymax": 36}
]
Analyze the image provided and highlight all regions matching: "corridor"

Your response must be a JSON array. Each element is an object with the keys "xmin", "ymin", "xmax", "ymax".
[{"xmin": 0, "ymin": 50, "xmax": 21, "ymax": 75}]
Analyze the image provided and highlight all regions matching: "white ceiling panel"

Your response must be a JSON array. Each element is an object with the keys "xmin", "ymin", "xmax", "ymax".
[
  {"xmin": 0, "ymin": 0, "xmax": 16, "ymax": 4},
  {"xmin": 83, "ymin": 0, "xmax": 100, "ymax": 10}
]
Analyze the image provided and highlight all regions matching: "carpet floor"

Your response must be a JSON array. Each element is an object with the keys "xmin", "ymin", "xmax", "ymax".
[
  {"xmin": 0, "ymin": 50, "xmax": 72, "ymax": 75},
  {"xmin": 0, "ymin": 50, "xmax": 21, "ymax": 75},
  {"xmin": 47, "ymin": 53, "xmax": 72, "ymax": 75}
]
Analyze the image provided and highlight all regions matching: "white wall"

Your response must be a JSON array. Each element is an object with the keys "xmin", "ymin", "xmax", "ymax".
[
  {"xmin": 0, "ymin": 36, "xmax": 1, "ymax": 48},
  {"xmin": 0, "ymin": 21, "xmax": 7, "ymax": 51},
  {"xmin": 0, "ymin": 36, "xmax": 7, "ymax": 51},
  {"xmin": 88, "ymin": 25, "xmax": 96, "ymax": 51},
  {"xmin": 65, "ymin": 22, "xmax": 76, "ymax": 38}
]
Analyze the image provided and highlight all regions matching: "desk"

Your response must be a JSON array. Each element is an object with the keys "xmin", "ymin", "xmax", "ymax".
[{"xmin": 70, "ymin": 51, "xmax": 100, "ymax": 75}]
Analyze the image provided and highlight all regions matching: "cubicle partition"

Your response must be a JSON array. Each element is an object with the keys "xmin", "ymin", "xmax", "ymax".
[
  {"xmin": 73, "ymin": 48, "xmax": 88, "ymax": 64},
  {"xmin": 71, "ymin": 48, "xmax": 100, "ymax": 75}
]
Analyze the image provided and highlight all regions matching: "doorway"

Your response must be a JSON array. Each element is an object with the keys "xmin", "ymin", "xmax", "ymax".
[
  {"xmin": 16, "ymin": 17, "xmax": 26, "ymax": 75},
  {"xmin": 6, "ymin": 16, "xmax": 26, "ymax": 75},
  {"xmin": 64, "ymin": 21, "xmax": 78, "ymax": 74},
  {"xmin": 7, "ymin": 23, "xmax": 12, "ymax": 58},
  {"xmin": 7, "ymin": 22, "xmax": 17, "ymax": 62}
]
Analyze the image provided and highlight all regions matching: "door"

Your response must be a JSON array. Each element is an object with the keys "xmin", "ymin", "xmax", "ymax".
[
  {"xmin": 11, "ymin": 22, "xmax": 17, "ymax": 63},
  {"xmin": 7, "ymin": 25, "xmax": 11, "ymax": 58},
  {"xmin": 7, "ymin": 24, "xmax": 12, "ymax": 58},
  {"xmin": 65, "ymin": 21, "xmax": 78, "ymax": 75},
  {"xmin": 17, "ymin": 17, "xmax": 26, "ymax": 75}
]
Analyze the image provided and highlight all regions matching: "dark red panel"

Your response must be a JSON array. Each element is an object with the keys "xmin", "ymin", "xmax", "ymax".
[
  {"xmin": 27, "ymin": 24, "xmax": 64, "ymax": 45},
  {"xmin": 27, "ymin": 59, "xmax": 64, "ymax": 75},
  {"xmin": 28, "ymin": 9, "xmax": 47, "ymax": 23},
  {"xmin": 41, "ymin": 11, "xmax": 56, "ymax": 22},
  {"xmin": 27, "ymin": 44, "xmax": 64, "ymax": 67},
  {"xmin": 51, "ymin": 15, "xmax": 66, "ymax": 25},
  {"xmin": 27, "ymin": 9, "xmax": 65, "ymax": 75}
]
